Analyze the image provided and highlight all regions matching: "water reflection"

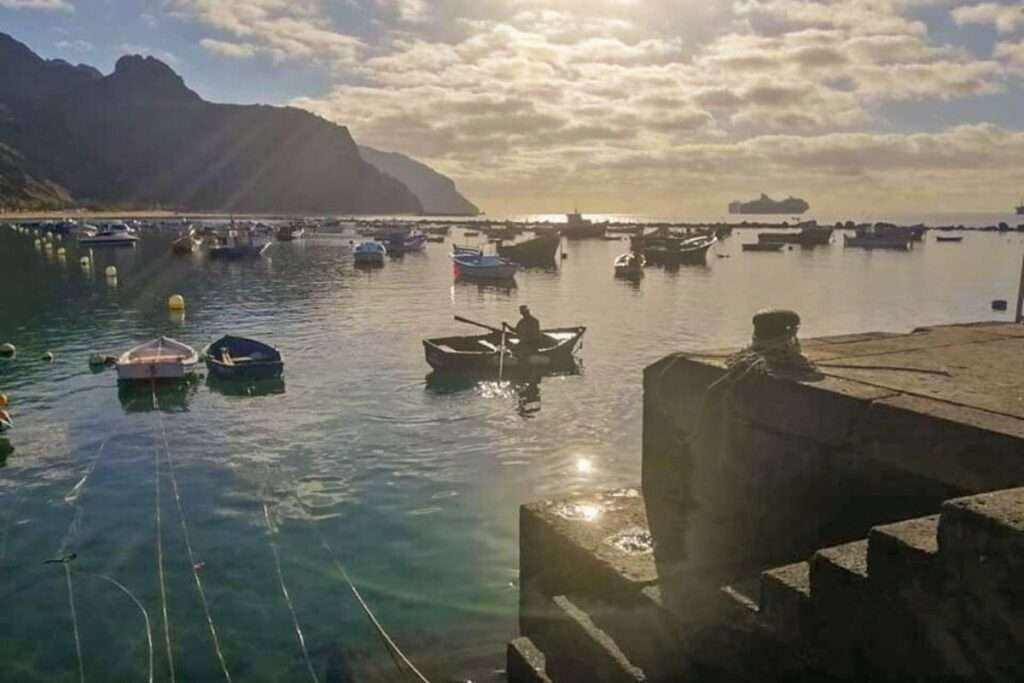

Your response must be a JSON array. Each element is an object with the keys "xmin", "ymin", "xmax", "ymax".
[
  {"xmin": 425, "ymin": 364, "xmax": 582, "ymax": 417},
  {"xmin": 206, "ymin": 375, "xmax": 287, "ymax": 398},
  {"xmin": 0, "ymin": 439, "xmax": 12, "ymax": 468},
  {"xmin": 117, "ymin": 379, "xmax": 199, "ymax": 413}
]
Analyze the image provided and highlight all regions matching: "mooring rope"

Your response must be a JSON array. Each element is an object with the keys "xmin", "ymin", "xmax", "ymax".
[
  {"xmin": 153, "ymin": 398, "xmax": 233, "ymax": 683},
  {"xmin": 153, "ymin": 418, "xmax": 176, "ymax": 683},
  {"xmin": 262, "ymin": 502, "xmax": 321, "ymax": 683},
  {"xmin": 316, "ymin": 528, "xmax": 432, "ymax": 683},
  {"xmin": 75, "ymin": 570, "xmax": 154, "ymax": 683},
  {"xmin": 64, "ymin": 561, "xmax": 86, "ymax": 683}
]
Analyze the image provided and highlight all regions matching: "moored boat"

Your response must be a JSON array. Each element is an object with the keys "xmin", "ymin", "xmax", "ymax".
[
  {"xmin": 382, "ymin": 226, "xmax": 427, "ymax": 254},
  {"xmin": 757, "ymin": 225, "xmax": 833, "ymax": 246},
  {"xmin": 450, "ymin": 248, "xmax": 518, "ymax": 280},
  {"xmin": 844, "ymin": 226, "xmax": 912, "ymax": 250},
  {"xmin": 562, "ymin": 211, "xmax": 606, "ymax": 239},
  {"xmin": 423, "ymin": 326, "xmax": 586, "ymax": 373},
  {"xmin": 79, "ymin": 221, "xmax": 139, "ymax": 247},
  {"xmin": 171, "ymin": 227, "xmax": 201, "ymax": 254},
  {"xmin": 353, "ymin": 240, "xmax": 387, "ymax": 265},
  {"xmin": 636, "ymin": 232, "xmax": 717, "ymax": 265},
  {"xmin": 208, "ymin": 227, "xmax": 271, "ymax": 259},
  {"xmin": 496, "ymin": 232, "xmax": 561, "ymax": 267},
  {"xmin": 203, "ymin": 335, "xmax": 283, "ymax": 380},
  {"xmin": 935, "ymin": 235, "xmax": 964, "ymax": 243},
  {"xmin": 276, "ymin": 224, "xmax": 305, "ymax": 241},
  {"xmin": 742, "ymin": 242, "xmax": 786, "ymax": 252},
  {"xmin": 613, "ymin": 252, "xmax": 645, "ymax": 278},
  {"xmin": 116, "ymin": 337, "xmax": 199, "ymax": 382}
]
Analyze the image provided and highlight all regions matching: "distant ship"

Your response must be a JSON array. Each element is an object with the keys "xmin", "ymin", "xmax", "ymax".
[{"xmin": 729, "ymin": 194, "xmax": 810, "ymax": 215}]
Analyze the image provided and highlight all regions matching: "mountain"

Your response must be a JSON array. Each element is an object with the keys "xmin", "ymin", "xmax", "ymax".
[
  {"xmin": 0, "ymin": 142, "xmax": 71, "ymax": 209},
  {"xmin": 358, "ymin": 146, "xmax": 479, "ymax": 215},
  {"xmin": 0, "ymin": 33, "xmax": 421, "ymax": 214}
]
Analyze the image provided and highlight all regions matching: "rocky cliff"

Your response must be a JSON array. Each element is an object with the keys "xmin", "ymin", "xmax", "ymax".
[
  {"xmin": 0, "ymin": 33, "xmax": 422, "ymax": 214},
  {"xmin": 358, "ymin": 146, "xmax": 479, "ymax": 215}
]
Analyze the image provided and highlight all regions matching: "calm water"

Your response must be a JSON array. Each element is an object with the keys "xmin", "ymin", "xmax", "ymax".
[{"xmin": 0, "ymin": 225, "xmax": 1021, "ymax": 682}]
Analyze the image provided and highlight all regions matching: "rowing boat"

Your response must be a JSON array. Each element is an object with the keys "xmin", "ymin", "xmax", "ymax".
[
  {"xmin": 423, "ymin": 326, "xmax": 586, "ymax": 373},
  {"xmin": 116, "ymin": 337, "xmax": 199, "ymax": 382},
  {"xmin": 203, "ymin": 335, "xmax": 284, "ymax": 380}
]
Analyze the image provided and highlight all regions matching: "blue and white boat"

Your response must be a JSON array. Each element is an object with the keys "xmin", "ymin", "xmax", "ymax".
[
  {"xmin": 203, "ymin": 335, "xmax": 283, "ymax": 380},
  {"xmin": 79, "ymin": 221, "xmax": 139, "ymax": 247},
  {"xmin": 353, "ymin": 241, "xmax": 387, "ymax": 266},
  {"xmin": 208, "ymin": 227, "xmax": 271, "ymax": 259},
  {"xmin": 382, "ymin": 227, "xmax": 427, "ymax": 254},
  {"xmin": 450, "ymin": 247, "xmax": 518, "ymax": 281}
]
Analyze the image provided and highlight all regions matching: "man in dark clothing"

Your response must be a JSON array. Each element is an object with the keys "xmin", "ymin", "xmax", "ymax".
[{"xmin": 513, "ymin": 305, "xmax": 541, "ymax": 345}]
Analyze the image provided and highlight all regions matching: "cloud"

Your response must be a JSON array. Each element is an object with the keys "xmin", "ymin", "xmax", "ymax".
[
  {"xmin": 55, "ymin": 39, "xmax": 93, "ymax": 52},
  {"xmin": 0, "ymin": 0, "xmax": 71, "ymax": 9},
  {"xmin": 952, "ymin": 3, "xmax": 1024, "ymax": 33},
  {"xmin": 171, "ymin": 0, "xmax": 364, "ymax": 66},
  {"xmin": 200, "ymin": 38, "xmax": 257, "ymax": 59},
  {"xmin": 169, "ymin": 0, "xmax": 1023, "ymax": 211}
]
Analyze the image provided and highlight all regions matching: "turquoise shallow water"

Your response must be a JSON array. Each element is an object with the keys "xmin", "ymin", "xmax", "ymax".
[{"xmin": 0, "ymin": 225, "xmax": 1021, "ymax": 681}]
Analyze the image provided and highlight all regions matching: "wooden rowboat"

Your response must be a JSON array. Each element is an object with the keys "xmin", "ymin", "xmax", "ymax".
[
  {"xmin": 116, "ymin": 337, "xmax": 199, "ymax": 382},
  {"xmin": 203, "ymin": 335, "xmax": 283, "ymax": 381},
  {"xmin": 423, "ymin": 326, "xmax": 586, "ymax": 373}
]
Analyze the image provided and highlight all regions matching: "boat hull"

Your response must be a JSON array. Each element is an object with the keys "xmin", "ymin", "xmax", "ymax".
[
  {"xmin": 203, "ymin": 335, "xmax": 283, "ymax": 381},
  {"xmin": 844, "ymin": 235, "xmax": 912, "ymax": 250},
  {"xmin": 640, "ymin": 236, "xmax": 716, "ymax": 265},
  {"xmin": 79, "ymin": 236, "xmax": 139, "ymax": 247},
  {"xmin": 209, "ymin": 243, "xmax": 270, "ymax": 259},
  {"xmin": 116, "ymin": 337, "xmax": 199, "ymax": 382},
  {"xmin": 496, "ymin": 234, "xmax": 560, "ymax": 267},
  {"xmin": 424, "ymin": 327, "xmax": 585, "ymax": 374}
]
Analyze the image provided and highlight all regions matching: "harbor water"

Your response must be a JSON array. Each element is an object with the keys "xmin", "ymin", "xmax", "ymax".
[{"xmin": 0, "ymin": 224, "xmax": 1021, "ymax": 681}]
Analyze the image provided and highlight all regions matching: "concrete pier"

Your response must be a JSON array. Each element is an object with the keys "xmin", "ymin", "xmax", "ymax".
[{"xmin": 510, "ymin": 322, "xmax": 1024, "ymax": 682}]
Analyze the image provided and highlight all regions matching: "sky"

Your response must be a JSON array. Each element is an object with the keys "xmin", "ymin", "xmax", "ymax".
[{"xmin": 2, "ymin": 0, "xmax": 1023, "ymax": 216}]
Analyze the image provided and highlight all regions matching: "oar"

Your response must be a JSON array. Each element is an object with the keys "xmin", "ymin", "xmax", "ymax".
[
  {"xmin": 498, "ymin": 325, "xmax": 507, "ymax": 383},
  {"xmin": 453, "ymin": 315, "xmax": 503, "ymax": 334}
]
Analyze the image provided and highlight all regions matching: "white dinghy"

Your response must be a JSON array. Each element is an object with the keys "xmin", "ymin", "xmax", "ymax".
[{"xmin": 116, "ymin": 336, "xmax": 199, "ymax": 382}]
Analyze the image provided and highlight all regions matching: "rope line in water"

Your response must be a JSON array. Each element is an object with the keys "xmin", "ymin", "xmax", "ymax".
[
  {"xmin": 317, "ymin": 529, "xmax": 432, "ymax": 683},
  {"xmin": 154, "ymin": 397, "xmax": 233, "ymax": 683},
  {"xmin": 75, "ymin": 570, "xmax": 155, "ymax": 683},
  {"xmin": 263, "ymin": 503, "xmax": 321, "ymax": 683},
  {"xmin": 64, "ymin": 562, "xmax": 86, "ymax": 683},
  {"xmin": 154, "ymin": 411, "xmax": 176, "ymax": 683}
]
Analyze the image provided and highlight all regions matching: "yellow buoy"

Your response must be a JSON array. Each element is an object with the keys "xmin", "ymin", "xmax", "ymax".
[
  {"xmin": 168, "ymin": 294, "xmax": 186, "ymax": 311},
  {"xmin": 105, "ymin": 266, "xmax": 118, "ymax": 278},
  {"xmin": 57, "ymin": 247, "xmax": 67, "ymax": 257}
]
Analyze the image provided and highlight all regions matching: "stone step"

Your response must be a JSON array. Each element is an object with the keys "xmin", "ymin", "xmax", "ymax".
[
  {"xmin": 528, "ymin": 594, "xmax": 647, "ymax": 683},
  {"xmin": 867, "ymin": 515, "xmax": 939, "ymax": 588},
  {"xmin": 809, "ymin": 539, "xmax": 868, "ymax": 605},
  {"xmin": 758, "ymin": 562, "xmax": 811, "ymax": 642},
  {"xmin": 507, "ymin": 637, "xmax": 553, "ymax": 683},
  {"xmin": 938, "ymin": 487, "xmax": 1024, "ymax": 571}
]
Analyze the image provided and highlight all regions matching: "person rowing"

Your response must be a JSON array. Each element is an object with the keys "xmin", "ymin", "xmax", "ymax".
[{"xmin": 503, "ymin": 305, "xmax": 543, "ymax": 356}]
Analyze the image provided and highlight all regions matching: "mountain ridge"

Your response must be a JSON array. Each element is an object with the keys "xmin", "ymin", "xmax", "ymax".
[
  {"xmin": 0, "ymin": 33, "xmax": 438, "ymax": 214},
  {"xmin": 358, "ymin": 146, "xmax": 480, "ymax": 216}
]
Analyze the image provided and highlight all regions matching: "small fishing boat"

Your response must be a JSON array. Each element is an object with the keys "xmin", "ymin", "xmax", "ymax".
[
  {"xmin": 638, "ymin": 233, "xmax": 717, "ymax": 265},
  {"xmin": 562, "ymin": 211, "xmax": 606, "ymax": 240},
  {"xmin": 116, "ymin": 337, "xmax": 199, "ymax": 382},
  {"xmin": 496, "ymin": 233, "xmax": 561, "ymax": 267},
  {"xmin": 742, "ymin": 242, "xmax": 786, "ymax": 252},
  {"xmin": 450, "ymin": 248, "xmax": 518, "ymax": 280},
  {"xmin": 203, "ymin": 335, "xmax": 283, "ymax": 380},
  {"xmin": 424, "ymin": 325, "xmax": 586, "ymax": 373},
  {"xmin": 382, "ymin": 227, "xmax": 427, "ymax": 254},
  {"xmin": 935, "ymin": 235, "xmax": 964, "ymax": 243},
  {"xmin": 614, "ymin": 252, "xmax": 646, "ymax": 278},
  {"xmin": 171, "ymin": 227, "xmax": 200, "ymax": 255},
  {"xmin": 844, "ymin": 227, "xmax": 912, "ymax": 250},
  {"xmin": 208, "ymin": 227, "xmax": 271, "ymax": 259},
  {"xmin": 276, "ymin": 224, "xmax": 305, "ymax": 242},
  {"xmin": 79, "ymin": 221, "xmax": 139, "ymax": 247},
  {"xmin": 757, "ymin": 225, "xmax": 834, "ymax": 246},
  {"xmin": 353, "ymin": 241, "xmax": 387, "ymax": 265},
  {"xmin": 463, "ymin": 230, "xmax": 480, "ymax": 237}
]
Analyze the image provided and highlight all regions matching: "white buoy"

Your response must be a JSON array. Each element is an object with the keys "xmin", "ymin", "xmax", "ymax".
[
  {"xmin": 105, "ymin": 266, "xmax": 117, "ymax": 278},
  {"xmin": 57, "ymin": 247, "xmax": 67, "ymax": 257},
  {"xmin": 0, "ymin": 343, "xmax": 15, "ymax": 358},
  {"xmin": 80, "ymin": 257, "xmax": 90, "ymax": 267}
]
